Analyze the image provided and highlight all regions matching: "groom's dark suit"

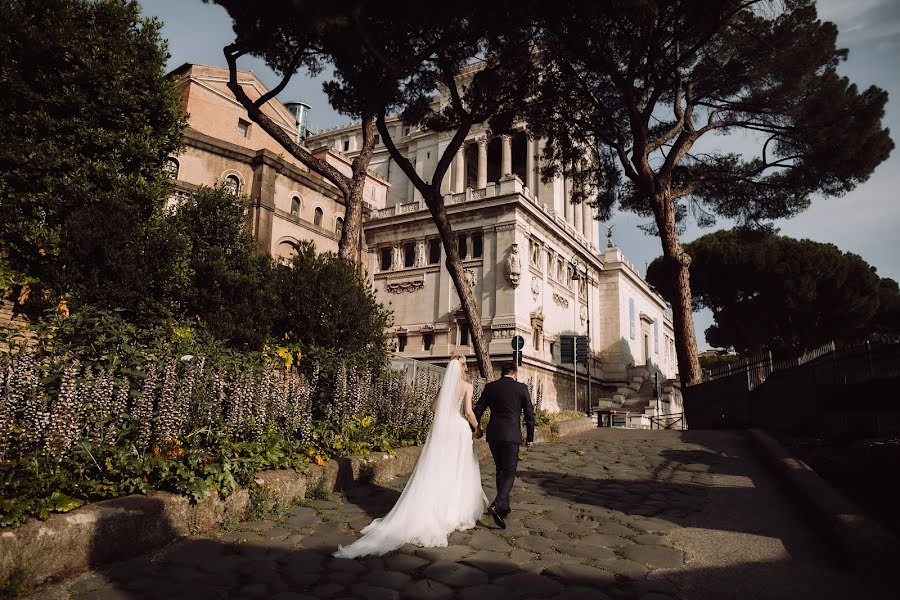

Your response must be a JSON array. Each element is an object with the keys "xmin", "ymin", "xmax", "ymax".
[{"xmin": 473, "ymin": 375, "xmax": 535, "ymax": 516}]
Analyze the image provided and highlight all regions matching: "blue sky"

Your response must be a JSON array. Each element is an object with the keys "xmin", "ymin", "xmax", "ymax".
[{"xmin": 143, "ymin": 0, "xmax": 900, "ymax": 351}]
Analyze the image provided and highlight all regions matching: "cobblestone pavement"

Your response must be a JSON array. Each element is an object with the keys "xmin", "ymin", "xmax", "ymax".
[{"xmin": 40, "ymin": 429, "xmax": 868, "ymax": 599}]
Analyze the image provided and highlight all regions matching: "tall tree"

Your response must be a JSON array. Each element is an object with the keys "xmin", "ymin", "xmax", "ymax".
[
  {"xmin": 646, "ymin": 228, "xmax": 883, "ymax": 355},
  {"xmin": 525, "ymin": 0, "xmax": 893, "ymax": 383},
  {"xmin": 0, "ymin": 0, "xmax": 186, "ymax": 317},
  {"xmin": 210, "ymin": 0, "xmax": 398, "ymax": 262},
  {"xmin": 366, "ymin": 3, "xmax": 537, "ymax": 378}
]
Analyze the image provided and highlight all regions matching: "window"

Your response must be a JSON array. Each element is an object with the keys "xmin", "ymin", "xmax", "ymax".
[
  {"xmin": 380, "ymin": 247, "xmax": 392, "ymax": 271},
  {"xmin": 458, "ymin": 234, "xmax": 468, "ymax": 260},
  {"xmin": 374, "ymin": 133, "xmax": 381, "ymax": 145},
  {"xmin": 314, "ymin": 207, "xmax": 323, "ymax": 227},
  {"xmin": 533, "ymin": 326, "xmax": 542, "ymax": 351},
  {"xmin": 426, "ymin": 151, "xmax": 431, "ymax": 159},
  {"xmin": 404, "ymin": 126, "xmax": 411, "ymax": 136},
  {"xmin": 472, "ymin": 233, "xmax": 483, "ymax": 258},
  {"xmin": 163, "ymin": 157, "xmax": 179, "ymax": 179},
  {"xmin": 335, "ymin": 216, "xmax": 344, "ymax": 235},
  {"xmin": 629, "ymin": 298, "xmax": 636, "ymax": 340},
  {"xmin": 237, "ymin": 119, "xmax": 250, "ymax": 137},
  {"xmin": 423, "ymin": 332, "xmax": 433, "ymax": 351},
  {"xmin": 403, "ymin": 243, "xmax": 415, "ymax": 268},
  {"xmin": 342, "ymin": 140, "xmax": 349, "ymax": 152},
  {"xmin": 459, "ymin": 321, "xmax": 470, "ymax": 346},
  {"xmin": 290, "ymin": 196, "xmax": 301, "ymax": 216},
  {"xmin": 428, "ymin": 239, "xmax": 441, "ymax": 264},
  {"xmin": 224, "ymin": 174, "xmax": 240, "ymax": 196},
  {"xmin": 530, "ymin": 241, "xmax": 541, "ymax": 267},
  {"xmin": 398, "ymin": 333, "xmax": 407, "ymax": 352}
]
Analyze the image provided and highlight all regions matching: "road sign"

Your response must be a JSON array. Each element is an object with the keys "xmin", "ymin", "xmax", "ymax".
[
  {"xmin": 560, "ymin": 336, "xmax": 575, "ymax": 363},
  {"xmin": 575, "ymin": 336, "xmax": 589, "ymax": 364},
  {"xmin": 511, "ymin": 335, "xmax": 525, "ymax": 351}
]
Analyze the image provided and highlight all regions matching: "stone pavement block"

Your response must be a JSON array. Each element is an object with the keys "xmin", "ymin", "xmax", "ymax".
[
  {"xmin": 382, "ymin": 552, "xmax": 429, "ymax": 573},
  {"xmin": 402, "ymin": 578, "xmax": 455, "ymax": 600},
  {"xmin": 77, "ymin": 585, "xmax": 135, "ymax": 600},
  {"xmin": 414, "ymin": 544, "xmax": 474, "ymax": 563},
  {"xmin": 592, "ymin": 558, "xmax": 650, "ymax": 579},
  {"xmin": 597, "ymin": 521, "xmax": 637, "ymax": 537},
  {"xmin": 631, "ymin": 534, "xmax": 667, "ymax": 546},
  {"xmin": 558, "ymin": 542, "xmax": 616, "ymax": 561},
  {"xmin": 461, "ymin": 550, "xmax": 519, "ymax": 575},
  {"xmin": 580, "ymin": 533, "xmax": 634, "ymax": 548},
  {"xmin": 550, "ymin": 586, "xmax": 612, "ymax": 600},
  {"xmin": 514, "ymin": 534, "xmax": 555, "ymax": 553},
  {"xmin": 468, "ymin": 529, "xmax": 513, "ymax": 552},
  {"xmin": 460, "ymin": 583, "xmax": 521, "ymax": 600},
  {"xmin": 623, "ymin": 544, "xmax": 684, "ymax": 569},
  {"xmin": 542, "ymin": 563, "xmax": 617, "ymax": 588},
  {"xmin": 493, "ymin": 572, "xmax": 564, "ymax": 597},
  {"xmin": 424, "ymin": 560, "xmax": 490, "ymax": 587},
  {"xmin": 362, "ymin": 568, "xmax": 412, "ymax": 589},
  {"xmin": 350, "ymin": 582, "xmax": 400, "ymax": 600},
  {"xmin": 310, "ymin": 581, "xmax": 346, "ymax": 597},
  {"xmin": 509, "ymin": 548, "xmax": 538, "ymax": 564},
  {"xmin": 630, "ymin": 517, "xmax": 679, "ymax": 533}
]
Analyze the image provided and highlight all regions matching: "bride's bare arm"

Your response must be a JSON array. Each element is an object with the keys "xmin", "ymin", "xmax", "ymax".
[{"xmin": 463, "ymin": 384, "xmax": 478, "ymax": 429}]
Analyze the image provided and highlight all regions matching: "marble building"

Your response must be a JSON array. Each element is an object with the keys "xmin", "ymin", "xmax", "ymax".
[{"xmin": 167, "ymin": 62, "xmax": 677, "ymax": 412}]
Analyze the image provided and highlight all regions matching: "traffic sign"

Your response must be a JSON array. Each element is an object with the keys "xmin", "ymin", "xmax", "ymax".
[
  {"xmin": 560, "ymin": 336, "xmax": 574, "ymax": 363},
  {"xmin": 511, "ymin": 335, "xmax": 525, "ymax": 351}
]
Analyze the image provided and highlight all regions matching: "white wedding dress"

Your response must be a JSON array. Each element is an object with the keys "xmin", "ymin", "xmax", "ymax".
[{"xmin": 333, "ymin": 361, "xmax": 487, "ymax": 558}]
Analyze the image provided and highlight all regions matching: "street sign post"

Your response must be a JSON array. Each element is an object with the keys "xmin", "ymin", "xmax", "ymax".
[{"xmin": 511, "ymin": 335, "xmax": 525, "ymax": 366}]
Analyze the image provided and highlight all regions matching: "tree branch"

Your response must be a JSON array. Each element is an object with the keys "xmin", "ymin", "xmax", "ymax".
[{"xmin": 377, "ymin": 110, "xmax": 428, "ymax": 194}]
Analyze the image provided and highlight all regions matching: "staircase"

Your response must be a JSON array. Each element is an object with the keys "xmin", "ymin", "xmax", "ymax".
[{"xmin": 594, "ymin": 365, "xmax": 684, "ymax": 429}]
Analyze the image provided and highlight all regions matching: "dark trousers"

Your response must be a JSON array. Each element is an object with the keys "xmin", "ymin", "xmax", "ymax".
[{"xmin": 489, "ymin": 440, "xmax": 520, "ymax": 514}]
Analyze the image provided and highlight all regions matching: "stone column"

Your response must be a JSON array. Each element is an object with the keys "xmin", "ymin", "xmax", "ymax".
[
  {"xmin": 477, "ymin": 137, "xmax": 488, "ymax": 189},
  {"xmin": 501, "ymin": 134, "xmax": 512, "ymax": 176},
  {"xmin": 525, "ymin": 138, "xmax": 536, "ymax": 194},
  {"xmin": 574, "ymin": 195, "xmax": 584, "ymax": 234},
  {"xmin": 407, "ymin": 152, "xmax": 416, "ymax": 203},
  {"xmin": 563, "ymin": 177, "xmax": 572, "ymax": 224},
  {"xmin": 453, "ymin": 146, "xmax": 465, "ymax": 193},
  {"xmin": 582, "ymin": 199, "xmax": 593, "ymax": 242}
]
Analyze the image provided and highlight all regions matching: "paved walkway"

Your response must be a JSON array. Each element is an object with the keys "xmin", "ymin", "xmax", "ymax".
[{"xmin": 40, "ymin": 429, "xmax": 868, "ymax": 599}]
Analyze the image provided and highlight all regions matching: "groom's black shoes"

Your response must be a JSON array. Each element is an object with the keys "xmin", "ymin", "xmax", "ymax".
[{"xmin": 487, "ymin": 505, "xmax": 506, "ymax": 529}]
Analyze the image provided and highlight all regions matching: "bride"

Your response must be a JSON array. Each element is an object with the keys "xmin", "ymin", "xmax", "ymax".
[{"xmin": 333, "ymin": 354, "xmax": 487, "ymax": 558}]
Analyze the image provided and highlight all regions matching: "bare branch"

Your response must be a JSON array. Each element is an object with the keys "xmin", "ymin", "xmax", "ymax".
[{"xmin": 377, "ymin": 110, "xmax": 428, "ymax": 194}]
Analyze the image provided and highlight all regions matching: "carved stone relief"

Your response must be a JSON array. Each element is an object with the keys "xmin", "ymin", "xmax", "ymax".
[
  {"xmin": 387, "ymin": 279, "xmax": 424, "ymax": 294},
  {"xmin": 530, "ymin": 276, "xmax": 541, "ymax": 300},
  {"xmin": 505, "ymin": 243, "xmax": 521, "ymax": 288},
  {"xmin": 553, "ymin": 293, "xmax": 570, "ymax": 308}
]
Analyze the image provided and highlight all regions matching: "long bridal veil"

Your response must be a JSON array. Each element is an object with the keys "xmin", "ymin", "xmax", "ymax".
[{"xmin": 333, "ymin": 360, "xmax": 486, "ymax": 558}]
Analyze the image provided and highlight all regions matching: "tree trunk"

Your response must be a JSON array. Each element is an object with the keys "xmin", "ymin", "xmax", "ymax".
[
  {"xmin": 424, "ymin": 190, "xmax": 493, "ymax": 379},
  {"xmin": 337, "ymin": 115, "xmax": 376, "ymax": 261},
  {"xmin": 653, "ymin": 190, "xmax": 702, "ymax": 385}
]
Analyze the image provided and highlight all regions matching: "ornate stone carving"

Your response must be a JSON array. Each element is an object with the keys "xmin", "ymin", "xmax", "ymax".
[
  {"xmin": 530, "ymin": 276, "xmax": 541, "ymax": 299},
  {"xmin": 415, "ymin": 240, "xmax": 426, "ymax": 267},
  {"xmin": 392, "ymin": 244, "xmax": 402, "ymax": 271},
  {"xmin": 505, "ymin": 243, "xmax": 521, "ymax": 288},
  {"xmin": 553, "ymin": 293, "xmax": 569, "ymax": 308},
  {"xmin": 387, "ymin": 279, "xmax": 425, "ymax": 294},
  {"xmin": 464, "ymin": 268, "xmax": 477, "ymax": 290},
  {"xmin": 580, "ymin": 304, "xmax": 587, "ymax": 324}
]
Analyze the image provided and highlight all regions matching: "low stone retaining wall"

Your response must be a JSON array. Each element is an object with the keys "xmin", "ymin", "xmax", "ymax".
[{"xmin": 0, "ymin": 416, "xmax": 596, "ymax": 590}]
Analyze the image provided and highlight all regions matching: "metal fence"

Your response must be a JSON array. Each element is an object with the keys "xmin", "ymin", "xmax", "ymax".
[{"xmin": 388, "ymin": 356, "xmax": 487, "ymax": 400}]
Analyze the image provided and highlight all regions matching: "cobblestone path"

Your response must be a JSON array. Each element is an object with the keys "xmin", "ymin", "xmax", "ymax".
[{"xmin": 43, "ymin": 429, "xmax": 867, "ymax": 600}]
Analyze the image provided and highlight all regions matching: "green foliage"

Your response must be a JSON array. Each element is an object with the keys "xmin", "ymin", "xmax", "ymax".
[
  {"xmin": 0, "ymin": 0, "xmax": 186, "ymax": 316},
  {"xmin": 0, "ymin": 429, "xmax": 308, "ymax": 528},
  {"xmin": 169, "ymin": 186, "xmax": 277, "ymax": 350},
  {"xmin": 274, "ymin": 242, "xmax": 392, "ymax": 366},
  {"xmin": 698, "ymin": 352, "xmax": 741, "ymax": 372},
  {"xmin": 647, "ymin": 229, "xmax": 884, "ymax": 354}
]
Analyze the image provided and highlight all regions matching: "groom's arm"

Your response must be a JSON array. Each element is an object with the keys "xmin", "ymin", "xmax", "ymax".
[
  {"xmin": 472, "ymin": 384, "xmax": 490, "ymax": 430},
  {"xmin": 522, "ymin": 384, "xmax": 535, "ymax": 445}
]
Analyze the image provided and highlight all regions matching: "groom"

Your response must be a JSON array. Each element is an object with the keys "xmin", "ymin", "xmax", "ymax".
[{"xmin": 473, "ymin": 362, "xmax": 535, "ymax": 529}]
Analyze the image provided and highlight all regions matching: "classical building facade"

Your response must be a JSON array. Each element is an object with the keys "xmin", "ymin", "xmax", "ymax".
[
  {"xmin": 166, "ymin": 64, "xmax": 389, "ymax": 262},
  {"xmin": 168, "ymin": 63, "xmax": 677, "ymax": 412}
]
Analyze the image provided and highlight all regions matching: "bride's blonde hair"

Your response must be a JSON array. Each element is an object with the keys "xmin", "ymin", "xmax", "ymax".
[{"xmin": 450, "ymin": 353, "xmax": 467, "ymax": 376}]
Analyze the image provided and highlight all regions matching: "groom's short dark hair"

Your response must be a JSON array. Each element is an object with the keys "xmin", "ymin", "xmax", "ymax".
[{"xmin": 501, "ymin": 362, "xmax": 518, "ymax": 376}]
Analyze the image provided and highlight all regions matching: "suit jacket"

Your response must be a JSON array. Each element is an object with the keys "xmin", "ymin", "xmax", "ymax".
[{"xmin": 473, "ymin": 376, "xmax": 535, "ymax": 445}]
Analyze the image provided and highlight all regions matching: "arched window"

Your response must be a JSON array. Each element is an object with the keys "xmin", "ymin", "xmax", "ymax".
[
  {"xmin": 335, "ymin": 216, "xmax": 344, "ymax": 234},
  {"xmin": 290, "ymin": 196, "xmax": 301, "ymax": 216},
  {"xmin": 314, "ymin": 207, "xmax": 324, "ymax": 227},
  {"xmin": 163, "ymin": 157, "xmax": 179, "ymax": 179},
  {"xmin": 224, "ymin": 174, "xmax": 240, "ymax": 196}
]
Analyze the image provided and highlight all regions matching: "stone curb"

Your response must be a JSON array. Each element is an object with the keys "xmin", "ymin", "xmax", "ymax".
[
  {"xmin": 0, "ymin": 416, "xmax": 596, "ymax": 589},
  {"xmin": 745, "ymin": 428, "xmax": 900, "ymax": 596}
]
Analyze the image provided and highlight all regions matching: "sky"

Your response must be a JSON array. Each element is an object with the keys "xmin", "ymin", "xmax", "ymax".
[{"xmin": 142, "ymin": 0, "xmax": 900, "ymax": 351}]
